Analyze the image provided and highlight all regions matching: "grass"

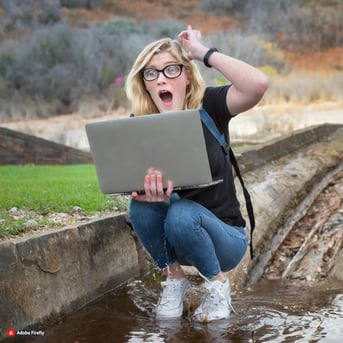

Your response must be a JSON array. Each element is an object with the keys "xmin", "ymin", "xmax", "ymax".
[{"xmin": 0, "ymin": 164, "xmax": 129, "ymax": 238}]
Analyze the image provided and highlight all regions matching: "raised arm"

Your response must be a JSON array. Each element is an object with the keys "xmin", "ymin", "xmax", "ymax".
[{"xmin": 179, "ymin": 25, "xmax": 269, "ymax": 116}]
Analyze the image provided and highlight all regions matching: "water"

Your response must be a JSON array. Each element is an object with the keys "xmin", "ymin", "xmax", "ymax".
[{"xmin": 6, "ymin": 275, "xmax": 343, "ymax": 343}]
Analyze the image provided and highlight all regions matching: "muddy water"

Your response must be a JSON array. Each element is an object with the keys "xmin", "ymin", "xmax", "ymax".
[{"xmin": 7, "ymin": 275, "xmax": 343, "ymax": 343}]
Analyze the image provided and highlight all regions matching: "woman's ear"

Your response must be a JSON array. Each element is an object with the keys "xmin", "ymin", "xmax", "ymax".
[
  {"xmin": 186, "ymin": 71, "xmax": 191, "ymax": 86},
  {"xmin": 186, "ymin": 75, "xmax": 191, "ymax": 87}
]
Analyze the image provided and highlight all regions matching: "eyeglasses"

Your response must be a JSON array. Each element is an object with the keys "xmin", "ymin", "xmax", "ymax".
[{"xmin": 141, "ymin": 64, "xmax": 184, "ymax": 81}]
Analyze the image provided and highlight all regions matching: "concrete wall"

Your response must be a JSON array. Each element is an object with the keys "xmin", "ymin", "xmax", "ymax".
[
  {"xmin": 231, "ymin": 125, "xmax": 343, "ymax": 287},
  {"xmin": 0, "ymin": 215, "xmax": 152, "ymax": 338},
  {"xmin": 0, "ymin": 127, "xmax": 92, "ymax": 165},
  {"xmin": 0, "ymin": 124, "xmax": 342, "ymax": 338},
  {"xmin": 330, "ymin": 249, "xmax": 343, "ymax": 280}
]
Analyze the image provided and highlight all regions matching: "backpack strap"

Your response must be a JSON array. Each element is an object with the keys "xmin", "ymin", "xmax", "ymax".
[{"xmin": 199, "ymin": 108, "xmax": 255, "ymax": 258}]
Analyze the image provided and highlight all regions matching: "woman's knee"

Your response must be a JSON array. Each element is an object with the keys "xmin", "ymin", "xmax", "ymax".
[
  {"xmin": 166, "ymin": 199, "xmax": 195, "ymax": 225},
  {"xmin": 128, "ymin": 199, "xmax": 143, "ymax": 224},
  {"xmin": 129, "ymin": 198, "xmax": 157, "ymax": 218},
  {"xmin": 165, "ymin": 199, "xmax": 200, "ymax": 240}
]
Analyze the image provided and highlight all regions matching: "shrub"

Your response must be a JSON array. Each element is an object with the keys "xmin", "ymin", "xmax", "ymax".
[
  {"xmin": 0, "ymin": 0, "xmax": 60, "ymax": 31},
  {"xmin": 0, "ymin": 16, "xmax": 195, "ymax": 119},
  {"xmin": 0, "ymin": 19, "xmax": 147, "ymax": 117},
  {"xmin": 200, "ymin": 30, "xmax": 286, "ymax": 86},
  {"xmin": 264, "ymin": 71, "xmax": 343, "ymax": 104}
]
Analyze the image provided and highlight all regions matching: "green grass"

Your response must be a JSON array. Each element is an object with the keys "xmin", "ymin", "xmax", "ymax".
[{"xmin": 0, "ymin": 164, "xmax": 129, "ymax": 237}]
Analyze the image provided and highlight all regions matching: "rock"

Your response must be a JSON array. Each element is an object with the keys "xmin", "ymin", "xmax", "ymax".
[
  {"xmin": 24, "ymin": 219, "xmax": 38, "ymax": 229},
  {"xmin": 71, "ymin": 206, "xmax": 82, "ymax": 214}
]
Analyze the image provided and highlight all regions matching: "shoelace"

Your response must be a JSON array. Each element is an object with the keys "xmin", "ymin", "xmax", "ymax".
[
  {"xmin": 199, "ymin": 272, "xmax": 237, "ymax": 314},
  {"xmin": 159, "ymin": 280, "xmax": 182, "ymax": 307}
]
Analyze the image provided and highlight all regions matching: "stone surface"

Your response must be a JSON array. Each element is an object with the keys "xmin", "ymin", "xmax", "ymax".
[
  {"xmin": 0, "ymin": 215, "xmax": 152, "ymax": 336},
  {"xmin": 235, "ymin": 126, "xmax": 343, "ymax": 286},
  {"xmin": 330, "ymin": 248, "xmax": 343, "ymax": 281}
]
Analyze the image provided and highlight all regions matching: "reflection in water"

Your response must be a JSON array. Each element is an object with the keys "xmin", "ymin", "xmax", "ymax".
[{"xmin": 5, "ymin": 277, "xmax": 343, "ymax": 343}]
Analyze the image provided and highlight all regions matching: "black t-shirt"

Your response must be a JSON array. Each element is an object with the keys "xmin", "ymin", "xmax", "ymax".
[{"xmin": 177, "ymin": 86, "xmax": 245, "ymax": 227}]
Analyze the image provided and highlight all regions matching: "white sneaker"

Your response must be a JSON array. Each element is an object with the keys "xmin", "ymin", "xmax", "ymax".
[
  {"xmin": 156, "ymin": 278, "xmax": 189, "ymax": 318},
  {"xmin": 192, "ymin": 277, "xmax": 233, "ymax": 322}
]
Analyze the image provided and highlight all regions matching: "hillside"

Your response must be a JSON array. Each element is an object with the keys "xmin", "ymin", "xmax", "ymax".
[
  {"xmin": 0, "ymin": 0, "xmax": 342, "ymax": 122},
  {"xmin": 61, "ymin": 0, "xmax": 240, "ymax": 34},
  {"xmin": 60, "ymin": 0, "xmax": 343, "ymax": 72}
]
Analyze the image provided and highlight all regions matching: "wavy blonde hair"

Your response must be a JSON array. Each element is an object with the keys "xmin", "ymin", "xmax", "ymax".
[{"xmin": 125, "ymin": 38, "xmax": 205, "ymax": 115}]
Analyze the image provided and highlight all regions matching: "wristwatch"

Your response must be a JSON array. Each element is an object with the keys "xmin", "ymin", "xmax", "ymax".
[{"xmin": 203, "ymin": 48, "xmax": 218, "ymax": 68}]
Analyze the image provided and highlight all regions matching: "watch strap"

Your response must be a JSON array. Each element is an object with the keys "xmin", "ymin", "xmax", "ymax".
[{"xmin": 203, "ymin": 48, "xmax": 218, "ymax": 68}]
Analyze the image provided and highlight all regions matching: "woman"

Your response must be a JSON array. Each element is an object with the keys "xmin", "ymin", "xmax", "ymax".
[{"xmin": 125, "ymin": 25, "xmax": 268, "ymax": 322}]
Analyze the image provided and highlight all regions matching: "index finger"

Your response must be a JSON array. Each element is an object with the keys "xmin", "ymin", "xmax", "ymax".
[{"xmin": 178, "ymin": 24, "xmax": 192, "ymax": 40}]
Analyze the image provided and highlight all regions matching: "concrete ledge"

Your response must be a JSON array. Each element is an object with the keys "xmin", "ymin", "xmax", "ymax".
[
  {"xmin": 231, "ymin": 126, "xmax": 343, "ymax": 287},
  {"xmin": 236, "ymin": 124, "xmax": 342, "ymax": 173},
  {"xmin": 330, "ymin": 248, "xmax": 343, "ymax": 280},
  {"xmin": 0, "ymin": 127, "xmax": 92, "ymax": 165},
  {"xmin": 0, "ymin": 214, "xmax": 152, "ymax": 337}
]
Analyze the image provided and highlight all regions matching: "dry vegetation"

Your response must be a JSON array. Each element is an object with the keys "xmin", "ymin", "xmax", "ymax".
[{"xmin": 0, "ymin": 0, "xmax": 342, "ymax": 122}]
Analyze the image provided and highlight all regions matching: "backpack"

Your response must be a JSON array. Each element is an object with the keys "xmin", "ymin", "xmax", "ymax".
[{"xmin": 199, "ymin": 109, "xmax": 255, "ymax": 259}]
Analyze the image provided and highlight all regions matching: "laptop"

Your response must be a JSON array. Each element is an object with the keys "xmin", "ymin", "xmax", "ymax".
[{"xmin": 85, "ymin": 109, "xmax": 222, "ymax": 195}]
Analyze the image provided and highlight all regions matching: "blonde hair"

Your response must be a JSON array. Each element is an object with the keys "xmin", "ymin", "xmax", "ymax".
[{"xmin": 125, "ymin": 38, "xmax": 205, "ymax": 115}]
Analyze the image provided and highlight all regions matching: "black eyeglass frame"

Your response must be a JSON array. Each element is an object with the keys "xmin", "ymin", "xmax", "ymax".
[{"xmin": 141, "ymin": 64, "xmax": 184, "ymax": 81}]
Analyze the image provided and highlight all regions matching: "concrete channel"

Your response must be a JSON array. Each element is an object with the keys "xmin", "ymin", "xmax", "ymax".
[{"xmin": 0, "ymin": 124, "xmax": 342, "ymax": 340}]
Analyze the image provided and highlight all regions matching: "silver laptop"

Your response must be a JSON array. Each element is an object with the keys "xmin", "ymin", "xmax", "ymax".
[{"xmin": 85, "ymin": 109, "xmax": 222, "ymax": 195}]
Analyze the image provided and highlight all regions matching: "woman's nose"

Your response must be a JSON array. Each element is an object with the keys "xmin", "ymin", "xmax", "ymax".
[{"xmin": 156, "ymin": 71, "xmax": 167, "ymax": 84}]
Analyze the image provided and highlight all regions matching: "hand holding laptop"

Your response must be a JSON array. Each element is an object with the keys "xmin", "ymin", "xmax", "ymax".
[{"xmin": 131, "ymin": 168, "xmax": 174, "ymax": 202}]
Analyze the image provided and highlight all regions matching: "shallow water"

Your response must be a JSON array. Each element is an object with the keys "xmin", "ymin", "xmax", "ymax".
[{"xmin": 5, "ymin": 276, "xmax": 343, "ymax": 342}]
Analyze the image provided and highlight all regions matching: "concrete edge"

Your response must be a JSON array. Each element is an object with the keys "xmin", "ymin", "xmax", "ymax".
[
  {"xmin": 237, "ymin": 123, "xmax": 343, "ymax": 173},
  {"xmin": 0, "ymin": 214, "xmax": 152, "ymax": 338},
  {"xmin": 0, "ymin": 126, "xmax": 93, "ymax": 165}
]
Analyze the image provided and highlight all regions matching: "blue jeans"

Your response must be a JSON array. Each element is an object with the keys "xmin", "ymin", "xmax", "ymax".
[{"xmin": 128, "ymin": 194, "xmax": 248, "ymax": 280}]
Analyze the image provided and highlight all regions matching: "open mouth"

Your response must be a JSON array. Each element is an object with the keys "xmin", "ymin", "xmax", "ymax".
[{"xmin": 159, "ymin": 90, "xmax": 173, "ymax": 104}]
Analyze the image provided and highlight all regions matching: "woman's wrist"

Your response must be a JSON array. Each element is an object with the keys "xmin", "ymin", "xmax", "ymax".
[{"xmin": 203, "ymin": 48, "xmax": 219, "ymax": 68}]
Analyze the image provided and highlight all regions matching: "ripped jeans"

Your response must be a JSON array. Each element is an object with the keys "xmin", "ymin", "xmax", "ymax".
[{"xmin": 128, "ymin": 193, "xmax": 248, "ymax": 280}]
